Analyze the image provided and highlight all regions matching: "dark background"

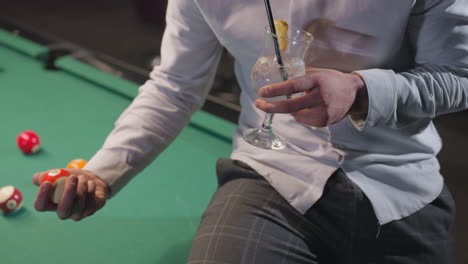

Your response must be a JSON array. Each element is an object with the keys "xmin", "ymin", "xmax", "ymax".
[{"xmin": 1, "ymin": 0, "xmax": 466, "ymax": 263}]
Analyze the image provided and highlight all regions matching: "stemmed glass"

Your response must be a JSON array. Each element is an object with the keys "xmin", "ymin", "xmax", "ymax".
[{"xmin": 243, "ymin": 26, "xmax": 313, "ymax": 150}]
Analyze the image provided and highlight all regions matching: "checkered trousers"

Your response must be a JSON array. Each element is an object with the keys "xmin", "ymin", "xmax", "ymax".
[{"xmin": 187, "ymin": 159, "xmax": 454, "ymax": 264}]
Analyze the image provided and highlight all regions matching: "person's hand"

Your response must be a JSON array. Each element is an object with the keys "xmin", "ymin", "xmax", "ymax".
[
  {"xmin": 255, "ymin": 67, "xmax": 368, "ymax": 127},
  {"xmin": 32, "ymin": 169, "xmax": 110, "ymax": 221}
]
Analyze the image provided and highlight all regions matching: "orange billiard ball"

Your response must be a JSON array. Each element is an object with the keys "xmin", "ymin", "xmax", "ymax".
[{"xmin": 66, "ymin": 159, "xmax": 87, "ymax": 169}]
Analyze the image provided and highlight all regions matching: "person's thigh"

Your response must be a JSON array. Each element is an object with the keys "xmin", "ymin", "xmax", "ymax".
[
  {"xmin": 187, "ymin": 159, "xmax": 330, "ymax": 264},
  {"xmin": 375, "ymin": 185, "xmax": 456, "ymax": 264}
]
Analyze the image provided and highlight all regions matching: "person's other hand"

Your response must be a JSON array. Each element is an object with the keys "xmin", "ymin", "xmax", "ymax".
[
  {"xmin": 32, "ymin": 169, "xmax": 110, "ymax": 221},
  {"xmin": 255, "ymin": 67, "xmax": 368, "ymax": 127}
]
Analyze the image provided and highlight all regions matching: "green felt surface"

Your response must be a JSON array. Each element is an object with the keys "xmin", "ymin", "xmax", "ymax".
[{"xmin": 0, "ymin": 29, "xmax": 234, "ymax": 263}]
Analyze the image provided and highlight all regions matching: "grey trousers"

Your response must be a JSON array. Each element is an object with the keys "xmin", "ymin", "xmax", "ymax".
[{"xmin": 187, "ymin": 159, "xmax": 455, "ymax": 264}]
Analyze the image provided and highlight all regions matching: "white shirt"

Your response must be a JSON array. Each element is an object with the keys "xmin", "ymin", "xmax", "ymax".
[{"xmin": 85, "ymin": 0, "xmax": 468, "ymax": 224}]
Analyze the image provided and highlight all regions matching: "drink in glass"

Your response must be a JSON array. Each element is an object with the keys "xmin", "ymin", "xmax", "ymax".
[{"xmin": 243, "ymin": 24, "xmax": 313, "ymax": 150}]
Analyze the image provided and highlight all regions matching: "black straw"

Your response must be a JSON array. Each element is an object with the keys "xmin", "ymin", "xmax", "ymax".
[
  {"xmin": 263, "ymin": 0, "xmax": 288, "ymax": 82},
  {"xmin": 263, "ymin": 0, "xmax": 284, "ymax": 67}
]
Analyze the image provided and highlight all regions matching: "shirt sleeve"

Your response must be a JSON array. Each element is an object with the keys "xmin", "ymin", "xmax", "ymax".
[
  {"xmin": 353, "ymin": 0, "xmax": 468, "ymax": 129},
  {"xmin": 84, "ymin": 0, "xmax": 223, "ymax": 196}
]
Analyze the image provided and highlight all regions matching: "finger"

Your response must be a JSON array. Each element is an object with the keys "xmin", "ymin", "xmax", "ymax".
[
  {"xmin": 258, "ymin": 75, "xmax": 317, "ymax": 98},
  {"xmin": 32, "ymin": 172, "xmax": 46, "ymax": 186},
  {"xmin": 291, "ymin": 107, "xmax": 329, "ymax": 127},
  {"xmin": 255, "ymin": 90, "xmax": 323, "ymax": 114},
  {"xmin": 94, "ymin": 184, "xmax": 108, "ymax": 211},
  {"xmin": 34, "ymin": 182, "xmax": 57, "ymax": 212},
  {"xmin": 82, "ymin": 181, "xmax": 97, "ymax": 218},
  {"xmin": 71, "ymin": 175, "xmax": 88, "ymax": 221},
  {"xmin": 57, "ymin": 176, "xmax": 78, "ymax": 219}
]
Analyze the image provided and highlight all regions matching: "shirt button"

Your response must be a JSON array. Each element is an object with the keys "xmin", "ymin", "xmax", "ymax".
[{"xmin": 338, "ymin": 154, "xmax": 344, "ymax": 164}]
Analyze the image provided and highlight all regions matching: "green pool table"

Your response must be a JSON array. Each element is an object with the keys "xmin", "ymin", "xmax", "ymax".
[{"xmin": 0, "ymin": 29, "xmax": 235, "ymax": 263}]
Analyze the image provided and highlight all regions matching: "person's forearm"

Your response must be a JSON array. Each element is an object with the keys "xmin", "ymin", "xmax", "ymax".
[
  {"xmin": 355, "ymin": 65, "xmax": 468, "ymax": 128},
  {"xmin": 85, "ymin": 0, "xmax": 224, "ymax": 196},
  {"xmin": 85, "ymin": 82, "xmax": 198, "ymax": 197}
]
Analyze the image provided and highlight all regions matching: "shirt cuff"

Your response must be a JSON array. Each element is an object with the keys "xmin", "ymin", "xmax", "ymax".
[
  {"xmin": 352, "ymin": 69, "xmax": 397, "ymax": 128},
  {"xmin": 347, "ymin": 112, "xmax": 367, "ymax": 130},
  {"xmin": 83, "ymin": 149, "xmax": 137, "ymax": 198}
]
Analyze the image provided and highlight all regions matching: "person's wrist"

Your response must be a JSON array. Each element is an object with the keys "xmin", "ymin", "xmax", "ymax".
[
  {"xmin": 349, "ymin": 73, "xmax": 368, "ymax": 115},
  {"xmin": 84, "ymin": 170, "xmax": 111, "ymax": 199}
]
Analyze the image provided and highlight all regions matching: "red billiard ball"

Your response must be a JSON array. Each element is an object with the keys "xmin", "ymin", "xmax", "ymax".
[
  {"xmin": 0, "ymin": 186, "xmax": 23, "ymax": 214},
  {"xmin": 41, "ymin": 169, "xmax": 71, "ymax": 204},
  {"xmin": 17, "ymin": 130, "xmax": 40, "ymax": 154}
]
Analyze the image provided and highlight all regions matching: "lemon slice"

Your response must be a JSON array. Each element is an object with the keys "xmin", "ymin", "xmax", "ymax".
[{"xmin": 274, "ymin": 19, "xmax": 288, "ymax": 51}]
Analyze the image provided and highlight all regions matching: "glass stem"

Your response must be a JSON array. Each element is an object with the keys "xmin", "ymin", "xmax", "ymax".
[{"xmin": 261, "ymin": 113, "xmax": 275, "ymax": 131}]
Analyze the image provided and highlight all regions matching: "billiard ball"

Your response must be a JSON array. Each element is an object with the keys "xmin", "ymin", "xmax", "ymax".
[
  {"xmin": 66, "ymin": 159, "xmax": 87, "ymax": 169},
  {"xmin": 17, "ymin": 130, "xmax": 40, "ymax": 154},
  {"xmin": 41, "ymin": 169, "xmax": 71, "ymax": 204},
  {"xmin": 0, "ymin": 186, "xmax": 23, "ymax": 214}
]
